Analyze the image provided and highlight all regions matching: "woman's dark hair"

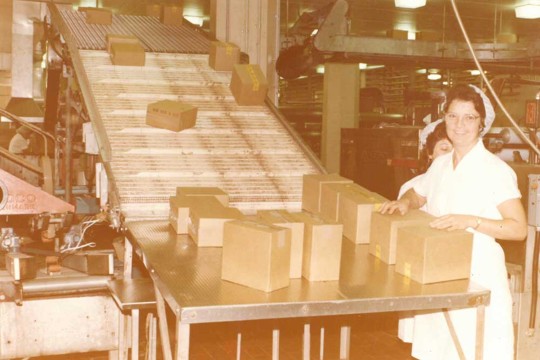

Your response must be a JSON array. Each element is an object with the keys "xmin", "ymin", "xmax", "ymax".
[
  {"xmin": 419, "ymin": 121, "xmax": 449, "ymax": 172},
  {"xmin": 443, "ymin": 84, "xmax": 486, "ymax": 119}
]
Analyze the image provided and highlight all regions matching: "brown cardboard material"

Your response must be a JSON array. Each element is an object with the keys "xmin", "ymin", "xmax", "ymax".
[
  {"xmin": 395, "ymin": 226, "xmax": 473, "ymax": 284},
  {"xmin": 110, "ymin": 42, "xmax": 145, "ymax": 66},
  {"xmin": 161, "ymin": 5, "xmax": 183, "ymax": 26},
  {"xmin": 256, "ymin": 209, "xmax": 305, "ymax": 278},
  {"xmin": 416, "ymin": 31, "xmax": 442, "ymax": 42},
  {"xmin": 169, "ymin": 196, "xmax": 198, "ymax": 234},
  {"xmin": 175, "ymin": 187, "xmax": 229, "ymax": 207},
  {"xmin": 209, "ymin": 41, "xmax": 240, "ymax": 71},
  {"xmin": 302, "ymin": 174, "xmax": 353, "ymax": 214},
  {"xmin": 146, "ymin": 4, "xmax": 161, "ymax": 17},
  {"xmin": 369, "ymin": 210, "xmax": 434, "ymax": 264},
  {"xmin": 106, "ymin": 34, "xmax": 140, "ymax": 53},
  {"xmin": 81, "ymin": 8, "xmax": 113, "ymax": 25},
  {"xmin": 387, "ymin": 29, "xmax": 409, "ymax": 40},
  {"xmin": 188, "ymin": 198, "xmax": 243, "ymax": 247},
  {"xmin": 146, "ymin": 100, "xmax": 197, "ymax": 132},
  {"xmin": 229, "ymin": 64, "xmax": 269, "ymax": 106},
  {"xmin": 320, "ymin": 182, "xmax": 375, "ymax": 222},
  {"xmin": 289, "ymin": 211, "xmax": 343, "ymax": 281},
  {"xmin": 222, "ymin": 220, "xmax": 291, "ymax": 292}
]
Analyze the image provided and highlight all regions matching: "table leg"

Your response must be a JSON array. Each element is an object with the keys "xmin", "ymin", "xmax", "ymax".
[
  {"xmin": 131, "ymin": 309, "xmax": 139, "ymax": 360},
  {"xmin": 176, "ymin": 323, "xmax": 191, "ymax": 360},
  {"xmin": 475, "ymin": 304, "xmax": 485, "ymax": 360},
  {"xmin": 320, "ymin": 327, "xmax": 325, "ymax": 360},
  {"xmin": 339, "ymin": 325, "xmax": 351, "ymax": 360},
  {"xmin": 123, "ymin": 238, "xmax": 133, "ymax": 279},
  {"xmin": 303, "ymin": 323, "xmax": 310, "ymax": 360},
  {"xmin": 236, "ymin": 332, "xmax": 242, "ymax": 360},
  {"xmin": 154, "ymin": 284, "xmax": 172, "ymax": 360},
  {"xmin": 272, "ymin": 328, "xmax": 280, "ymax": 360}
]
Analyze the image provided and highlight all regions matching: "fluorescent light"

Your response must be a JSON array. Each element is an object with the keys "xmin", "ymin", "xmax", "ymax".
[
  {"xmin": 395, "ymin": 0, "xmax": 426, "ymax": 9},
  {"xmin": 427, "ymin": 73, "xmax": 441, "ymax": 80},
  {"xmin": 469, "ymin": 69, "xmax": 481, "ymax": 76},
  {"xmin": 515, "ymin": 4, "xmax": 540, "ymax": 19},
  {"xmin": 358, "ymin": 63, "xmax": 367, "ymax": 70},
  {"xmin": 316, "ymin": 65, "xmax": 325, "ymax": 74}
]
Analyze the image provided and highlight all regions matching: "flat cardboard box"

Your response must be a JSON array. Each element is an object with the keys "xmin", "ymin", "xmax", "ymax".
[
  {"xmin": 209, "ymin": 41, "xmax": 240, "ymax": 71},
  {"xmin": 395, "ymin": 226, "xmax": 473, "ymax": 284},
  {"xmin": 339, "ymin": 187, "xmax": 388, "ymax": 244},
  {"xmin": 146, "ymin": 4, "xmax": 161, "ymax": 17},
  {"xmin": 176, "ymin": 187, "xmax": 229, "ymax": 207},
  {"xmin": 222, "ymin": 220, "xmax": 291, "ymax": 292},
  {"xmin": 110, "ymin": 42, "xmax": 145, "ymax": 66},
  {"xmin": 146, "ymin": 100, "xmax": 197, "ymax": 132},
  {"xmin": 289, "ymin": 211, "xmax": 343, "ymax": 281},
  {"xmin": 188, "ymin": 197, "xmax": 243, "ymax": 247},
  {"xmin": 369, "ymin": 210, "xmax": 434, "ymax": 264},
  {"xmin": 302, "ymin": 174, "xmax": 353, "ymax": 214},
  {"xmin": 387, "ymin": 29, "xmax": 409, "ymax": 40},
  {"xmin": 81, "ymin": 8, "xmax": 113, "ymax": 25},
  {"xmin": 320, "ymin": 182, "xmax": 375, "ymax": 222},
  {"xmin": 161, "ymin": 5, "xmax": 183, "ymax": 26},
  {"xmin": 230, "ymin": 64, "xmax": 268, "ymax": 106},
  {"xmin": 106, "ymin": 34, "xmax": 140, "ymax": 53},
  {"xmin": 169, "ymin": 195, "xmax": 198, "ymax": 234},
  {"xmin": 256, "ymin": 209, "xmax": 305, "ymax": 278}
]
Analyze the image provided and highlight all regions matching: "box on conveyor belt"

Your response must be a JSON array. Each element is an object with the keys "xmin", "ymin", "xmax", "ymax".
[
  {"xmin": 106, "ymin": 34, "xmax": 141, "ymax": 53},
  {"xmin": 188, "ymin": 197, "xmax": 243, "ymax": 247},
  {"xmin": 229, "ymin": 64, "xmax": 268, "ymax": 106},
  {"xmin": 209, "ymin": 41, "xmax": 240, "ymax": 71},
  {"xmin": 146, "ymin": 100, "xmax": 197, "ymax": 132},
  {"xmin": 395, "ymin": 226, "xmax": 473, "ymax": 284},
  {"xmin": 222, "ymin": 220, "xmax": 291, "ymax": 292},
  {"xmin": 289, "ymin": 211, "xmax": 343, "ymax": 282},
  {"xmin": 320, "ymin": 182, "xmax": 374, "ymax": 222},
  {"xmin": 169, "ymin": 196, "xmax": 198, "ymax": 234},
  {"xmin": 302, "ymin": 174, "xmax": 353, "ymax": 214},
  {"xmin": 175, "ymin": 187, "xmax": 229, "ymax": 207},
  {"xmin": 146, "ymin": 4, "xmax": 161, "ymax": 17},
  {"xmin": 110, "ymin": 42, "xmax": 145, "ymax": 66},
  {"xmin": 369, "ymin": 210, "xmax": 434, "ymax": 264},
  {"xmin": 256, "ymin": 209, "xmax": 305, "ymax": 278},
  {"xmin": 161, "ymin": 5, "xmax": 183, "ymax": 26},
  {"xmin": 338, "ymin": 185, "xmax": 388, "ymax": 244},
  {"xmin": 80, "ymin": 8, "xmax": 113, "ymax": 25}
]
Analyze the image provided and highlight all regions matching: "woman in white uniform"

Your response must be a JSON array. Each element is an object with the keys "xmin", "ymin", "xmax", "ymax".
[{"xmin": 381, "ymin": 84, "xmax": 527, "ymax": 360}]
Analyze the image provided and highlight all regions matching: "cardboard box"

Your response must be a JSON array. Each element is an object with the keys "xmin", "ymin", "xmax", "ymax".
[
  {"xmin": 188, "ymin": 197, "xmax": 243, "ymax": 247},
  {"xmin": 320, "ymin": 182, "xmax": 375, "ymax": 222},
  {"xmin": 146, "ymin": 4, "xmax": 161, "ymax": 17},
  {"xmin": 222, "ymin": 220, "xmax": 291, "ymax": 292},
  {"xmin": 209, "ymin": 41, "xmax": 240, "ymax": 71},
  {"xmin": 256, "ymin": 209, "xmax": 305, "ymax": 278},
  {"xmin": 110, "ymin": 42, "xmax": 145, "ymax": 66},
  {"xmin": 176, "ymin": 187, "xmax": 229, "ymax": 207},
  {"xmin": 290, "ymin": 211, "xmax": 343, "ymax": 281},
  {"xmin": 230, "ymin": 64, "xmax": 269, "ymax": 106},
  {"xmin": 416, "ymin": 31, "xmax": 442, "ymax": 42},
  {"xmin": 302, "ymin": 174, "xmax": 353, "ymax": 214},
  {"xmin": 387, "ymin": 29, "xmax": 409, "ymax": 40},
  {"xmin": 339, "ymin": 187, "xmax": 388, "ymax": 244},
  {"xmin": 146, "ymin": 100, "xmax": 197, "ymax": 132},
  {"xmin": 497, "ymin": 33, "xmax": 518, "ymax": 44},
  {"xmin": 369, "ymin": 210, "xmax": 434, "ymax": 264},
  {"xmin": 81, "ymin": 8, "xmax": 113, "ymax": 25},
  {"xmin": 161, "ymin": 5, "xmax": 183, "ymax": 26},
  {"xmin": 395, "ymin": 226, "xmax": 473, "ymax": 284},
  {"xmin": 169, "ymin": 195, "xmax": 198, "ymax": 234},
  {"xmin": 106, "ymin": 34, "xmax": 140, "ymax": 53}
]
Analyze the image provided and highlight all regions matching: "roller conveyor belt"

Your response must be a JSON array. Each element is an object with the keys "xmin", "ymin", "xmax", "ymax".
[{"xmin": 53, "ymin": 8, "xmax": 323, "ymax": 221}]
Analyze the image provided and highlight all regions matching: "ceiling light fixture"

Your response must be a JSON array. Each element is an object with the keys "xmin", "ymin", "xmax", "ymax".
[
  {"xmin": 515, "ymin": 4, "xmax": 540, "ymax": 19},
  {"xmin": 395, "ymin": 0, "xmax": 427, "ymax": 9},
  {"xmin": 427, "ymin": 73, "xmax": 442, "ymax": 81}
]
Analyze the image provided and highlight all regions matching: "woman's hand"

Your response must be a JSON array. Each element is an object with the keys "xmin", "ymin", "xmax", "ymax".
[
  {"xmin": 429, "ymin": 214, "xmax": 476, "ymax": 231},
  {"xmin": 379, "ymin": 199, "xmax": 410, "ymax": 215}
]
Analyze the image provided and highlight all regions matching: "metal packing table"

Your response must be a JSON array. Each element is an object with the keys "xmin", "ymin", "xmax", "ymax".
[{"xmin": 126, "ymin": 221, "xmax": 489, "ymax": 359}]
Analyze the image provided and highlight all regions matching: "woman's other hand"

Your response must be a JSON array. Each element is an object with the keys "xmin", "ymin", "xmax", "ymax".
[
  {"xmin": 380, "ymin": 199, "xmax": 410, "ymax": 215},
  {"xmin": 429, "ymin": 214, "xmax": 476, "ymax": 231}
]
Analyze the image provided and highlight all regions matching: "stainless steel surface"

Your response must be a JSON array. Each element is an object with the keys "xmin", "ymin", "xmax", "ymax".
[
  {"xmin": 59, "ymin": 9, "xmax": 210, "ymax": 53},
  {"xmin": 21, "ymin": 275, "xmax": 111, "ymax": 294},
  {"xmin": 127, "ymin": 220, "xmax": 490, "ymax": 325},
  {"xmin": 107, "ymin": 278, "xmax": 156, "ymax": 310}
]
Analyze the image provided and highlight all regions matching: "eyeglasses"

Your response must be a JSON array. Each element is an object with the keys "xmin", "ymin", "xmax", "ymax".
[{"xmin": 444, "ymin": 113, "xmax": 481, "ymax": 123}]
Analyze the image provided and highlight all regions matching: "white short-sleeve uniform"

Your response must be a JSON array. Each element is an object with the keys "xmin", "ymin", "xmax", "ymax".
[{"xmin": 410, "ymin": 140, "xmax": 519, "ymax": 360}]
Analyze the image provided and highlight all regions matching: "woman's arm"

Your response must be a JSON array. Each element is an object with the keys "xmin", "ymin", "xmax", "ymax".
[
  {"xmin": 379, "ymin": 188, "xmax": 427, "ymax": 215},
  {"xmin": 429, "ymin": 198, "xmax": 527, "ymax": 241}
]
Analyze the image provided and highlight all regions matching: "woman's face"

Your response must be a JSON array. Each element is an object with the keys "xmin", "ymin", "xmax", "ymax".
[
  {"xmin": 444, "ymin": 99, "xmax": 482, "ymax": 149},
  {"xmin": 431, "ymin": 138, "xmax": 453, "ymax": 160}
]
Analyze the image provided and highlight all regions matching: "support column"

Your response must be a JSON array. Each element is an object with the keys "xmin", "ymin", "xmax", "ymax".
[{"xmin": 322, "ymin": 63, "xmax": 360, "ymax": 173}]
